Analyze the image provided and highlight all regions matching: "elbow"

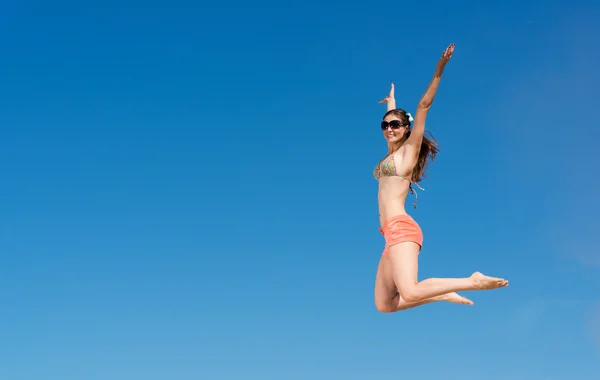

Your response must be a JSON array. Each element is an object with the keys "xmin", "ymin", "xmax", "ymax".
[{"xmin": 417, "ymin": 101, "xmax": 432, "ymax": 110}]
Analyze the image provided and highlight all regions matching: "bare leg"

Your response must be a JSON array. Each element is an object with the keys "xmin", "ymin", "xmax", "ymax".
[
  {"xmin": 393, "ymin": 292, "xmax": 473, "ymax": 311},
  {"xmin": 374, "ymin": 252, "xmax": 473, "ymax": 313},
  {"xmin": 389, "ymin": 242, "xmax": 508, "ymax": 304}
]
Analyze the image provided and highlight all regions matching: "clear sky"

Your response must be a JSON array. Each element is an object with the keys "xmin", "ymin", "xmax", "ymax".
[{"xmin": 1, "ymin": 0, "xmax": 599, "ymax": 379}]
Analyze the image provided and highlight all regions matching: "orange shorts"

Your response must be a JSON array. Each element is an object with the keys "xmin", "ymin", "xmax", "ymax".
[{"xmin": 378, "ymin": 214, "xmax": 423, "ymax": 255}]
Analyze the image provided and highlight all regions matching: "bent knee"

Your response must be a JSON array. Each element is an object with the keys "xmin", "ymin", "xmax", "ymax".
[{"xmin": 375, "ymin": 299, "xmax": 396, "ymax": 313}]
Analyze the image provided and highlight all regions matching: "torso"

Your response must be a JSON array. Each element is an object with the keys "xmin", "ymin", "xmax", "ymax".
[{"xmin": 374, "ymin": 149, "xmax": 416, "ymax": 225}]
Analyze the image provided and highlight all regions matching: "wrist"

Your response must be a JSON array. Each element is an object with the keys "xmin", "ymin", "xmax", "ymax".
[{"xmin": 435, "ymin": 62, "xmax": 446, "ymax": 75}]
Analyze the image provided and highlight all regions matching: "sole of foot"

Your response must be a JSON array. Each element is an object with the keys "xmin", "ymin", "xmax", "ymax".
[
  {"xmin": 470, "ymin": 271, "xmax": 509, "ymax": 290},
  {"xmin": 442, "ymin": 292, "xmax": 474, "ymax": 306}
]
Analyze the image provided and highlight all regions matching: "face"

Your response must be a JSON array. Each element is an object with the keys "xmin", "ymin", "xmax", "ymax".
[{"xmin": 381, "ymin": 115, "xmax": 409, "ymax": 143}]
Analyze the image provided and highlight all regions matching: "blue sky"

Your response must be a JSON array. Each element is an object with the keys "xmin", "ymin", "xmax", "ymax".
[{"xmin": 1, "ymin": 0, "xmax": 599, "ymax": 379}]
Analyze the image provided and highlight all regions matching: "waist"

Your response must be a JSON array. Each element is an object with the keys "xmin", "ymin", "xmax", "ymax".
[
  {"xmin": 377, "ymin": 178, "xmax": 418, "ymax": 222},
  {"xmin": 378, "ymin": 197, "xmax": 408, "ymax": 224}
]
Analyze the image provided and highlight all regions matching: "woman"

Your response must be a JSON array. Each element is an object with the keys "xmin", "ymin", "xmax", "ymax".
[{"xmin": 373, "ymin": 43, "xmax": 508, "ymax": 313}]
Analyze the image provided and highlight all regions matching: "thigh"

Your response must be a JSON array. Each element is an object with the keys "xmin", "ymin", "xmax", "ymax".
[
  {"xmin": 374, "ymin": 254, "xmax": 397, "ymax": 301},
  {"xmin": 388, "ymin": 241, "xmax": 421, "ymax": 291}
]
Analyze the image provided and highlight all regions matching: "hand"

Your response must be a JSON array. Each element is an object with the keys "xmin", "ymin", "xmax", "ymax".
[
  {"xmin": 438, "ymin": 43, "xmax": 455, "ymax": 66},
  {"xmin": 377, "ymin": 82, "xmax": 395, "ymax": 104}
]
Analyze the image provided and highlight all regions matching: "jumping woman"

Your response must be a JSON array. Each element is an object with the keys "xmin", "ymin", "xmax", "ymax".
[{"xmin": 373, "ymin": 43, "xmax": 508, "ymax": 313}]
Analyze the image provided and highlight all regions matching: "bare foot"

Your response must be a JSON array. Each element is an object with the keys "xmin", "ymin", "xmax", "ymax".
[
  {"xmin": 470, "ymin": 272, "xmax": 508, "ymax": 290},
  {"xmin": 440, "ymin": 292, "xmax": 473, "ymax": 306}
]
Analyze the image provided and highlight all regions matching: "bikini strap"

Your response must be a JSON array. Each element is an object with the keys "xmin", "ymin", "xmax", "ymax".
[{"xmin": 409, "ymin": 181, "xmax": 425, "ymax": 209}]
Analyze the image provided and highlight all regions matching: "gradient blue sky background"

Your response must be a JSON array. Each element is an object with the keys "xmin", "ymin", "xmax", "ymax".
[{"xmin": 1, "ymin": 0, "xmax": 599, "ymax": 379}]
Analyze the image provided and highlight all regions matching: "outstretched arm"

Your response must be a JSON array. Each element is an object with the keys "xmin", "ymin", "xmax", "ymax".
[
  {"xmin": 405, "ymin": 44, "xmax": 454, "ymax": 150},
  {"xmin": 378, "ymin": 82, "xmax": 396, "ymax": 112}
]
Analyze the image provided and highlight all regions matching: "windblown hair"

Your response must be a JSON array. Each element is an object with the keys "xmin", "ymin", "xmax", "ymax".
[{"xmin": 383, "ymin": 108, "xmax": 439, "ymax": 183}]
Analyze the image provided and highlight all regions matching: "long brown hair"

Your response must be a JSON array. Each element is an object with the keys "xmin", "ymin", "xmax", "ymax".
[{"xmin": 383, "ymin": 109, "xmax": 439, "ymax": 184}]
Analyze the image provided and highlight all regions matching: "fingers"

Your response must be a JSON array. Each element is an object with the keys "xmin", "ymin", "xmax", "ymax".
[
  {"xmin": 378, "ymin": 82, "xmax": 395, "ymax": 103},
  {"xmin": 447, "ymin": 43, "xmax": 455, "ymax": 55},
  {"xmin": 441, "ymin": 43, "xmax": 455, "ymax": 60}
]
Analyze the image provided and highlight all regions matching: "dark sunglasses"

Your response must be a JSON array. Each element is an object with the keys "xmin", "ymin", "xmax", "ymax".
[{"xmin": 380, "ymin": 120, "xmax": 408, "ymax": 130}]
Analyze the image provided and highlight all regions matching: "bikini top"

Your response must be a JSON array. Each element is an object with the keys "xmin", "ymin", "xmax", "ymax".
[{"xmin": 373, "ymin": 153, "xmax": 425, "ymax": 209}]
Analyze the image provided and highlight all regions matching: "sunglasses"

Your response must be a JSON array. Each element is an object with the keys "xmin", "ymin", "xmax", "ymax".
[{"xmin": 380, "ymin": 120, "xmax": 408, "ymax": 130}]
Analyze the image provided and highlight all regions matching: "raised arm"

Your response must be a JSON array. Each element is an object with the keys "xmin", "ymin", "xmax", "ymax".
[
  {"xmin": 405, "ymin": 44, "xmax": 454, "ymax": 150},
  {"xmin": 378, "ymin": 82, "xmax": 396, "ymax": 112}
]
